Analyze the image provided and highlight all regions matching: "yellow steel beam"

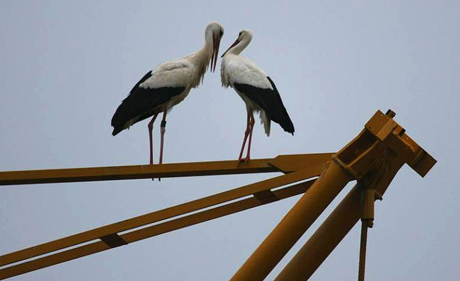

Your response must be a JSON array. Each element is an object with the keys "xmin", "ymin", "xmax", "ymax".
[
  {"xmin": 230, "ymin": 109, "xmax": 436, "ymax": 281},
  {"xmin": 0, "ymin": 178, "xmax": 319, "ymax": 280},
  {"xmin": 0, "ymin": 153, "xmax": 333, "ymax": 186},
  {"xmin": 0, "ymin": 159, "xmax": 274, "ymax": 185},
  {"xmin": 275, "ymin": 183, "xmax": 363, "ymax": 281},
  {"xmin": 230, "ymin": 160, "xmax": 353, "ymax": 281},
  {"xmin": 0, "ymin": 165, "xmax": 322, "ymax": 268},
  {"xmin": 0, "ymin": 109, "xmax": 436, "ymax": 281},
  {"xmin": 272, "ymin": 109, "xmax": 437, "ymax": 280},
  {"xmin": 0, "ymin": 152, "xmax": 333, "ymax": 280},
  {"xmin": 275, "ymin": 149, "xmax": 405, "ymax": 281}
]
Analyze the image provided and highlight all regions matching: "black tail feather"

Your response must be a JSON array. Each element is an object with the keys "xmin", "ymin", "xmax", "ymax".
[
  {"xmin": 110, "ymin": 84, "xmax": 185, "ymax": 136},
  {"xmin": 234, "ymin": 76, "xmax": 295, "ymax": 135}
]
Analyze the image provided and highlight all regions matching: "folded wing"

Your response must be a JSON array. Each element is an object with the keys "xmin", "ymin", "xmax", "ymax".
[{"xmin": 111, "ymin": 61, "xmax": 194, "ymax": 136}]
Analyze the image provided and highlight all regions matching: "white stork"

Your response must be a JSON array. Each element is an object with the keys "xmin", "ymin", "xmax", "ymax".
[
  {"xmin": 220, "ymin": 30, "xmax": 294, "ymax": 163},
  {"xmin": 112, "ymin": 22, "xmax": 224, "ymax": 165}
]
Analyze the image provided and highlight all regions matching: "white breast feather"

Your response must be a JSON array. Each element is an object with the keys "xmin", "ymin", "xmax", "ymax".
[
  {"xmin": 221, "ymin": 54, "xmax": 274, "ymax": 136},
  {"xmin": 221, "ymin": 55, "xmax": 272, "ymax": 89}
]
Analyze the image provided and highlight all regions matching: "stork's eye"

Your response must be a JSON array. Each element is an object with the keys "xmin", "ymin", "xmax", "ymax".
[{"xmin": 238, "ymin": 31, "xmax": 242, "ymax": 37}]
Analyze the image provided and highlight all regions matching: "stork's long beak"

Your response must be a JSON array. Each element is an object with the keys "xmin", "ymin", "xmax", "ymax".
[
  {"xmin": 221, "ymin": 38, "xmax": 240, "ymax": 58},
  {"xmin": 210, "ymin": 34, "xmax": 221, "ymax": 72}
]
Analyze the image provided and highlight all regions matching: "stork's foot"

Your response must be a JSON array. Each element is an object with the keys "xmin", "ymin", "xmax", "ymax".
[
  {"xmin": 148, "ymin": 161, "xmax": 162, "ymax": 181},
  {"xmin": 238, "ymin": 157, "xmax": 250, "ymax": 166}
]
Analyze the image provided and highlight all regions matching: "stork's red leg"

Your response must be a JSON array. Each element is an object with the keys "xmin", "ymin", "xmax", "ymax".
[
  {"xmin": 148, "ymin": 114, "xmax": 159, "ymax": 165},
  {"xmin": 159, "ymin": 111, "xmax": 167, "ymax": 165},
  {"xmin": 238, "ymin": 109, "xmax": 251, "ymax": 161},
  {"xmin": 242, "ymin": 110, "xmax": 255, "ymax": 163}
]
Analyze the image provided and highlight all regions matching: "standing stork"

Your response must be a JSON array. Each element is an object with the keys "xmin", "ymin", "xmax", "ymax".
[
  {"xmin": 220, "ymin": 30, "xmax": 294, "ymax": 163},
  {"xmin": 112, "ymin": 22, "xmax": 224, "ymax": 165}
]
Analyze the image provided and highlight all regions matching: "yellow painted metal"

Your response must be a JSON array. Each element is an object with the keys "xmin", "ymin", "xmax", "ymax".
[
  {"xmin": 275, "ymin": 152, "xmax": 405, "ymax": 281},
  {"xmin": 269, "ymin": 153, "xmax": 335, "ymax": 174},
  {"xmin": 0, "ymin": 153, "xmax": 333, "ymax": 280},
  {"xmin": 0, "ymin": 179, "xmax": 318, "ymax": 280},
  {"xmin": 275, "ymin": 184, "xmax": 363, "ymax": 281},
  {"xmin": 230, "ymin": 161, "xmax": 353, "ymax": 281},
  {"xmin": 274, "ymin": 110, "xmax": 436, "ymax": 281},
  {"xmin": 0, "ymin": 153, "xmax": 333, "ymax": 186},
  {"xmin": 334, "ymin": 110, "xmax": 436, "ymax": 180},
  {"xmin": 0, "ymin": 159, "xmax": 274, "ymax": 185},
  {"xmin": 0, "ymin": 109, "xmax": 437, "ymax": 281},
  {"xmin": 0, "ymin": 160, "xmax": 327, "ymax": 268}
]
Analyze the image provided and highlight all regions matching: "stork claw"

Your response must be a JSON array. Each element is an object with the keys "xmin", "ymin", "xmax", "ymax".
[
  {"xmin": 148, "ymin": 161, "xmax": 161, "ymax": 181},
  {"xmin": 238, "ymin": 157, "xmax": 250, "ymax": 166}
]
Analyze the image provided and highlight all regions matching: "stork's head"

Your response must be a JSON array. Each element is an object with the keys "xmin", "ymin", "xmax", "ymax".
[
  {"xmin": 206, "ymin": 22, "xmax": 224, "ymax": 72},
  {"xmin": 221, "ymin": 30, "xmax": 253, "ymax": 58}
]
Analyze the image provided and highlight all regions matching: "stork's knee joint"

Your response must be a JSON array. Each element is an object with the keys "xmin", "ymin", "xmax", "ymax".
[{"xmin": 161, "ymin": 120, "xmax": 167, "ymax": 128}]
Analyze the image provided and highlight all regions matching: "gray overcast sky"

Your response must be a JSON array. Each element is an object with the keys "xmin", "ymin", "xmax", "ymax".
[{"xmin": 1, "ymin": 0, "xmax": 459, "ymax": 280}]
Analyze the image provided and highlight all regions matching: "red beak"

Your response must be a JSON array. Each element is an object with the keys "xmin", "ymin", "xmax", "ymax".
[
  {"xmin": 210, "ymin": 33, "xmax": 221, "ymax": 72},
  {"xmin": 221, "ymin": 38, "xmax": 240, "ymax": 58}
]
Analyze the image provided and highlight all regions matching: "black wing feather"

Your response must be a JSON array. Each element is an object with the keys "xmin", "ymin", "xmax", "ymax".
[
  {"xmin": 111, "ymin": 71, "xmax": 185, "ymax": 136},
  {"xmin": 234, "ymin": 76, "xmax": 294, "ymax": 134}
]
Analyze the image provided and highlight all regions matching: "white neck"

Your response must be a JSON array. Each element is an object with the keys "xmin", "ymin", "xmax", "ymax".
[
  {"xmin": 191, "ymin": 36, "xmax": 213, "ymax": 65},
  {"xmin": 187, "ymin": 33, "xmax": 214, "ymax": 87},
  {"xmin": 227, "ymin": 37, "xmax": 251, "ymax": 56}
]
